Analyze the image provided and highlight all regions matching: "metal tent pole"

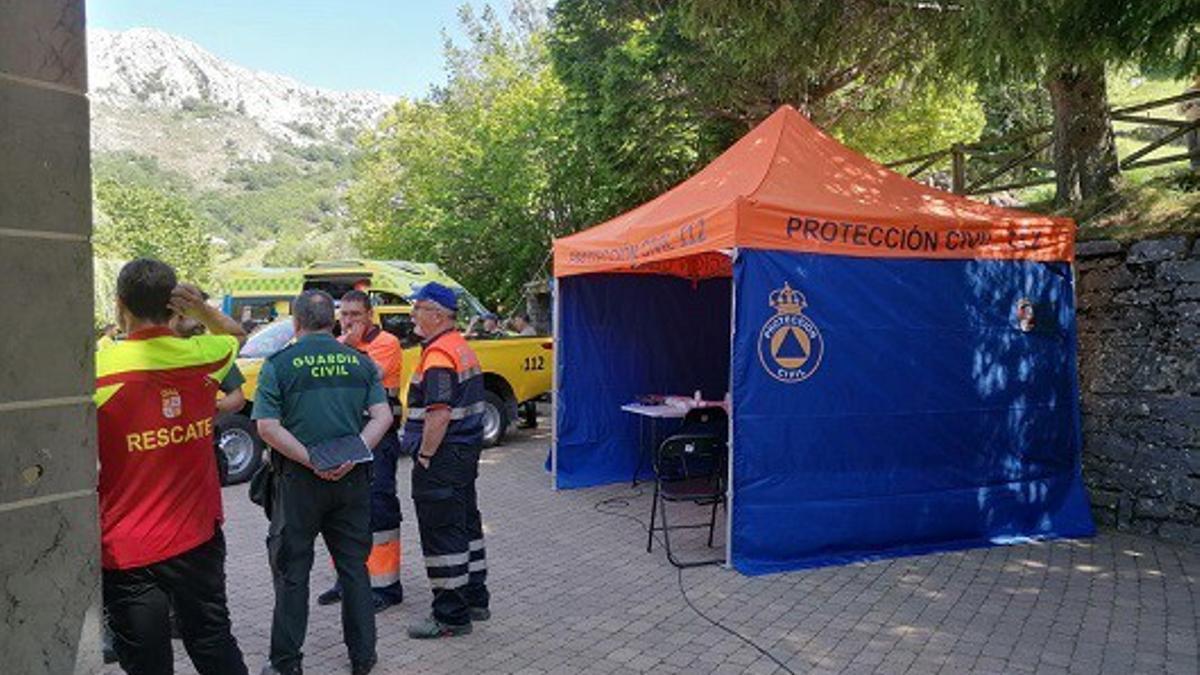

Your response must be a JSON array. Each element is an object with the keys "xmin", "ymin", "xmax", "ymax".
[
  {"xmin": 551, "ymin": 276, "xmax": 561, "ymax": 490},
  {"xmin": 725, "ymin": 250, "xmax": 738, "ymax": 570}
]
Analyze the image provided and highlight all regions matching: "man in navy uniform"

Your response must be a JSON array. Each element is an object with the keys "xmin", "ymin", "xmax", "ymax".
[{"xmin": 402, "ymin": 282, "xmax": 491, "ymax": 639}]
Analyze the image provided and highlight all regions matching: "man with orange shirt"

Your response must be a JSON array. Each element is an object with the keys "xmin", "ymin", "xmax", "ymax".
[
  {"xmin": 317, "ymin": 289, "xmax": 406, "ymax": 611},
  {"xmin": 95, "ymin": 258, "xmax": 249, "ymax": 674}
]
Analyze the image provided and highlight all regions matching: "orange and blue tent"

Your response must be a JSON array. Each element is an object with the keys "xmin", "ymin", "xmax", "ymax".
[{"xmin": 550, "ymin": 106, "xmax": 1094, "ymax": 574}]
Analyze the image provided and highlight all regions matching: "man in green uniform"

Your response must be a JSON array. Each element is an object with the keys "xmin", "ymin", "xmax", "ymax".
[{"xmin": 253, "ymin": 290, "xmax": 393, "ymax": 675}]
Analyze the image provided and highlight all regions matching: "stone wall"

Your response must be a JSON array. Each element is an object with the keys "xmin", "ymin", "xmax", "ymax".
[
  {"xmin": 1076, "ymin": 235, "xmax": 1200, "ymax": 544},
  {"xmin": 0, "ymin": 1, "xmax": 102, "ymax": 672}
]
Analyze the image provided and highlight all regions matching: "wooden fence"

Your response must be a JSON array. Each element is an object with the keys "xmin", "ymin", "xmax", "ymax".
[{"xmin": 886, "ymin": 91, "xmax": 1200, "ymax": 196}]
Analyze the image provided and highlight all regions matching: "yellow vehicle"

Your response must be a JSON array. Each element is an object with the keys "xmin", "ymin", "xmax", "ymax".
[
  {"xmin": 221, "ymin": 266, "xmax": 304, "ymax": 330},
  {"xmin": 221, "ymin": 261, "xmax": 467, "ymax": 331},
  {"xmin": 214, "ymin": 259, "xmax": 553, "ymax": 484}
]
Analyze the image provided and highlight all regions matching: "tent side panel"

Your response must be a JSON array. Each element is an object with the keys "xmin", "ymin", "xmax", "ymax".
[
  {"xmin": 730, "ymin": 250, "xmax": 1094, "ymax": 574},
  {"xmin": 553, "ymin": 274, "xmax": 731, "ymax": 489}
]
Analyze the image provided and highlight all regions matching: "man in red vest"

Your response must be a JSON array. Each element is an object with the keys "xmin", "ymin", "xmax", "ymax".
[{"xmin": 95, "ymin": 258, "xmax": 249, "ymax": 674}]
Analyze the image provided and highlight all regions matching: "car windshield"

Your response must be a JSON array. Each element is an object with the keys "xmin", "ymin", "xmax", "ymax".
[{"xmin": 239, "ymin": 319, "xmax": 294, "ymax": 358}]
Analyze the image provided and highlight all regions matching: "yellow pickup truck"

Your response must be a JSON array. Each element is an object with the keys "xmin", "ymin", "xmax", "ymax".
[{"xmin": 215, "ymin": 260, "xmax": 553, "ymax": 484}]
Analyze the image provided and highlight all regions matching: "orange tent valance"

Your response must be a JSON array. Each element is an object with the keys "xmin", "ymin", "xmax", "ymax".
[{"xmin": 553, "ymin": 106, "xmax": 1074, "ymax": 279}]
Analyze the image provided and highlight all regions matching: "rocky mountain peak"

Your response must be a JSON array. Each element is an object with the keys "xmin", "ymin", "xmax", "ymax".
[{"xmin": 88, "ymin": 27, "xmax": 396, "ymax": 146}]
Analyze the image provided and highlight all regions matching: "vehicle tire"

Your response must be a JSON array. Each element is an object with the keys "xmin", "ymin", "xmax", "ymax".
[
  {"xmin": 481, "ymin": 390, "xmax": 509, "ymax": 448},
  {"xmin": 215, "ymin": 412, "xmax": 263, "ymax": 485}
]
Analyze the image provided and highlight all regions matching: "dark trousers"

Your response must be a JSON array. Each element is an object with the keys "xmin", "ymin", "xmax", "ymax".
[
  {"xmin": 328, "ymin": 431, "xmax": 405, "ymax": 601},
  {"xmin": 268, "ymin": 462, "xmax": 375, "ymax": 671},
  {"xmin": 520, "ymin": 400, "xmax": 537, "ymax": 428},
  {"xmin": 369, "ymin": 430, "xmax": 403, "ymax": 600},
  {"xmin": 411, "ymin": 444, "xmax": 490, "ymax": 626},
  {"xmin": 102, "ymin": 529, "xmax": 248, "ymax": 675}
]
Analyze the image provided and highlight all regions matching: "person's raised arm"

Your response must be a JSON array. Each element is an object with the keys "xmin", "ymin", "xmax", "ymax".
[{"xmin": 170, "ymin": 283, "xmax": 248, "ymax": 347}]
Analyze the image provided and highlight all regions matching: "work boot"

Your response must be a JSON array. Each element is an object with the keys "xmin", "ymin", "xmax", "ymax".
[
  {"xmin": 469, "ymin": 607, "xmax": 491, "ymax": 622},
  {"xmin": 350, "ymin": 653, "xmax": 377, "ymax": 675},
  {"xmin": 372, "ymin": 593, "xmax": 401, "ymax": 614},
  {"xmin": 316, "ymin": 586, "xmax": 341, "ymax": 606},
  {"xmin": 407, "ymin": 615, "xmax": 473, "ymax": 639}
]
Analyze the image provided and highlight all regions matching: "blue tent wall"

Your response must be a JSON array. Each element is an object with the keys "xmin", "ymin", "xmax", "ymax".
[
  {"xmin": 554, "ymin": 274, "xmax": 731, "ymax": 488},
  {"xmin": 730, "ymin": 250, "xmax": 1095, "ymax": 575}
]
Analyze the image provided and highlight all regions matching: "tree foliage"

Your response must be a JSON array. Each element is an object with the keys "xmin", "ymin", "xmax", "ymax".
[
  {"xmin": 93, "ymin": 179, "xmax": 214, "ymax": 286},
  {"xmin": 546, "ymin": 0, "xmax": 979, "ymax": 222},
  {"xmin": 94, "ymin": 144, "xmax": 356, "ymax": 268},
  {"xmin": 832, "ymin": 77, "xmax": 986, "ymax": 164},
  {"xmin": 948, "ymin": 0, "xmax": 1200, "ymax": 79},
  {"xmin": 350, "ymin": 3, "xmax": 570, "ymax": 309},
  {"xmin": 942, "ymin": 0, "xmax": 1200, "ymax": 203},
  {"xmin": 678, "ymin": 0, "xmax": 955, "ymax": 123}
]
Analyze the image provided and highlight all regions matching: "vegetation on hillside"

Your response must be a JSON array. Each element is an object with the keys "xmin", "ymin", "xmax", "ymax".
[
  {"xmin": 93, "ymin": 179, "xmax": 213, "ymax": 286},
  {"xmin": 93, "ymin": 135, "xmax": 360, "ymax": 287}
]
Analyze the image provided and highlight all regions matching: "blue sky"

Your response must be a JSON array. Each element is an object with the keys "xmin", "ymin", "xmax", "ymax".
[{"xmin": 88, "ymin": 1, "xmax": 504, "ymax": 97}]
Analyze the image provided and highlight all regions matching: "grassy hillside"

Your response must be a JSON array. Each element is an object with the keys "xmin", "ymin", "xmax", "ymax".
[{"xmin": 92, "ymin": 114, "xmax": 362, "ymax": 280}]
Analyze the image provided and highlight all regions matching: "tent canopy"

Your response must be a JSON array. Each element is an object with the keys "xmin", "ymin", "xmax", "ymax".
[
  {"xmin": 553, "ymin": 106, "xmax": 1073, "ymax": 280},
  {"xmin": 550, "ymin": 106, "xmax": 1093, "ymax": 574}
]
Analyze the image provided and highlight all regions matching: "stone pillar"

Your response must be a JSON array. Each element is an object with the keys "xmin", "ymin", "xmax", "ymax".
[{"xmin": 0, "ymin": 1, "xmax": 101, "ymax": 673}]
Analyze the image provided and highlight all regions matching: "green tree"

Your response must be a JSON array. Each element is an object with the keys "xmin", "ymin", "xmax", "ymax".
[
  {"xmin": 350, "ymin": 3, "xmax": 571, "ymax": 308},
  {"xmin": 678, "ymin": 0, "xmax": 955, "ymax": 124},
  {"xmin": 548, "ymin": 0, "xmax": 973, "ymax": 223},
  {"xmin": 94, "ymin": 179, "xmax": 214, "ymax": 286},
  {"xmin": 832, "ymin": 77, "xmax": 986, "ymax": 164},
  {"xmin": 948, "ymin": 0, "xmax": 1200, "ymax": 204}
]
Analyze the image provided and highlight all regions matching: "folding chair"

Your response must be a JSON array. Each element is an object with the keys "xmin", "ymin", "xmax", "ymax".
[{"xmin": 646, "ymin": 425, "xmax": 728, "ymax": 568}]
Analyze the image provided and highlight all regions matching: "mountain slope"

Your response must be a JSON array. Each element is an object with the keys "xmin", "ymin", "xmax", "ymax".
[
  {"xmin": 89, "ymin": 27, "xmax": 395, "ymax": 147},
  {"xmin": 87, "ymin": 28, "xmax": 399, "ymax": 268}
]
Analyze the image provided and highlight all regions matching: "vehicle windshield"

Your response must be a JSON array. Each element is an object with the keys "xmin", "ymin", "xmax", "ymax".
[{"xmin": 239, "ymin": 319, "xmax": 295, "ymax": 358}]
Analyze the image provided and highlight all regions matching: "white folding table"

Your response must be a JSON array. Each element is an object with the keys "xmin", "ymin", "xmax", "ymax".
[{"xmin": 620, "ymin": 403, "xmax": 689, "ymax": 486}]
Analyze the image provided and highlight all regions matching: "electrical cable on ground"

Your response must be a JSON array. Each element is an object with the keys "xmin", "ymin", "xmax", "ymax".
[{"xmin": 592, "ymin": 492, "xmax": 797, "ymax": 675}]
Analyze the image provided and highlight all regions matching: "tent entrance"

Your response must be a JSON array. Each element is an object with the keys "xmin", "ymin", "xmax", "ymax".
[{"xmin": 553, "ymin": 273, "xmax": 732, "ymax": 489}]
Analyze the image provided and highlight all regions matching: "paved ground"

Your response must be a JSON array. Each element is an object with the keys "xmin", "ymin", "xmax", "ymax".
[{"xmin": 107, "ymin": 427, "xmax": 1198, "ymax": 674}]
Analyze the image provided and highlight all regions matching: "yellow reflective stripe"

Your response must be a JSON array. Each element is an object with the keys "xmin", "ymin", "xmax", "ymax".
[
  {"xmin": 204, "ymin": 333, "xmax": 236, "ymax": 381},
  {"xmin": 94, "ymin": 383, "xmax": 122, "ymax": 409},
  {"xmin": 96, "ymin": 335, "xmax": 237, "ymax": 380}
]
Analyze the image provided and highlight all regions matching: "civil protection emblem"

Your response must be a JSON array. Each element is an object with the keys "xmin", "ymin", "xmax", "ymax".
[
  {"xmin": 757, "ymin": 282, "xmax": 823, "ymax": 383},
  {"xmin": 161, "ymin": 388, "xmax": 182, "ymax": 419}
]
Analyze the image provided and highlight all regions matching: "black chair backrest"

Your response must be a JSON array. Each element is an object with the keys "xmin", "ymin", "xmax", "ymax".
[
  {"xmin": 655, "ymin": 434, "xmax": 727, "ymax": 483},
  {"xmin": 678, "ymin": 406, "xmax": 728, "ymax": 438}
]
